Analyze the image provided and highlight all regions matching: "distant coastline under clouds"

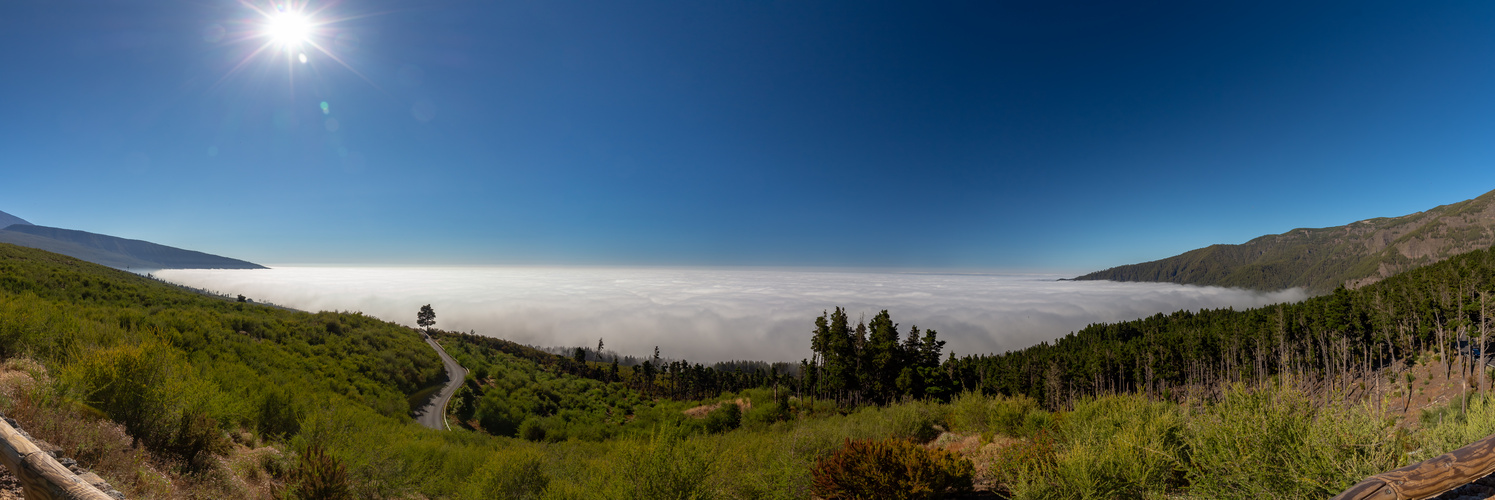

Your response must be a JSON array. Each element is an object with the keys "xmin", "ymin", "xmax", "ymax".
[{"xmin": 154, "ymin": 267, "xmax": 1309, "ymax": 363}]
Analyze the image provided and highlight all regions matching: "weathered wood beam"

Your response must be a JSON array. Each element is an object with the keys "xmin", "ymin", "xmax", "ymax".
[
  {"xmin": 1334, "ymin": 433, "xmax": 1495, "ymax": 500},
  {"xmin": 0, "ymin": 418, "xmax": 115, "ymax": 500}
]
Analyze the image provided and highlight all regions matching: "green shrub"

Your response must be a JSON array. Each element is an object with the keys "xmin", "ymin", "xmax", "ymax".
[
  {"xmin": 167, "ymin": 409, "xmax": 231, "ymax": 472},
  {"xmin": 719, "ymin": 437, "xmax": 813, "ymax": 500},
  {"xmin": 258, "ymin": 388, "xmax": 303, "ymax": 440},
  {"xmin": 985, "ymin": 394, "xmax": 1189, "ymax": 500},
  {"xmin": 287, "ymin": 444, "xmax": 353, "ymax": 500},
  {"xmin": 519, "ymin": 416, "xmax": 548, "ymax": 442},
  {"xmin": 476, "ymin": 392, "xmax": 525, "ymax": 437},
  {"xmin": 1183, "ymin": 384, "xmax": 1399, "ymax": 499},
  {"xmin": 260, "ymin": 449, "xmax": 292, "ymax": 479},
  {"xmin": 62, "ymin": 340, "xmax": 179, "ymax": 446},
  {"xmin": 880, "ymin": 402, "xmax": 943, "ymax": 443},
  {"xmin": 458, "ymin": 447, "xmax": 550, "ymax": 500},
  {"xmin": 989, "ymin": 394, "xmax": 1045, "ymax": 438},
  {"xmin": 949, "ymin": 392, "xmax": 1049, "ymax": 439},
  {"xmin": 949, "ymin": 391, "xmax": 990, "ymax": 434},
  {"xmin": 610, "ymin": 423, "xmax": 719, "ymax": 500},
  {"xmin": 810, "ymin": 438, "xmax": 973, "ymax": 500},
  {"xmin": 1421, "ymin": 394, "xmax": 1495, "ymax": 458},
  {"xmin": 743, "ymin": 401, "xmax": 789, "ymax": 429},
  {"xmin": 986, "ymin": 430, "xmax": 1056, "ymax": 497},
  {"xmin": 704, "ymin": 402, "xmax": 742, "ymax": 434}
]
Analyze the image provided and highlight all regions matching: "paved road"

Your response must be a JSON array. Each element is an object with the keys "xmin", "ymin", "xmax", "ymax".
[{"xmin": 413, "ymin": 334, "xmax": 467, "ymax": 430}]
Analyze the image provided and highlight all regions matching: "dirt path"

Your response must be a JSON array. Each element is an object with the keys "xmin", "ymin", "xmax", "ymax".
[{"xmin": 413, "ymin": 334, "xmax": 467, "ymax": 430}]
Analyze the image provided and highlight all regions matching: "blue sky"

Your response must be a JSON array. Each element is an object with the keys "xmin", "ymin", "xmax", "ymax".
[{"xmin": 3, "ymin": 1, "xmax": 1494, "ymax": 272}]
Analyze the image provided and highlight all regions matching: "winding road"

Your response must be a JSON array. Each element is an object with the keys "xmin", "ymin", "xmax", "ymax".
[{"xmin": 413, "ymin": 333, "xmax": 467, "ymax": 430}]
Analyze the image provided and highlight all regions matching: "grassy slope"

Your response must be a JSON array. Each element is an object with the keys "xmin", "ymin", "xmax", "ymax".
[
  {"xmin": 0, "ymin": 243, "xmax": 457, "ymax": 496},
  {"xmin": 1074, "ymin": 188, "xmax": 1495, "ymax": 293}
]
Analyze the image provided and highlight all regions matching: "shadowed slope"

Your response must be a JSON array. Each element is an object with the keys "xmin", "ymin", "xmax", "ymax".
[
  {"xmin": 0, "ymin": 210, "xmax": 30, "ymax": 230},
  {"xmin": 0, "ymin": 224, "xmax": 265, "ymax": 270}
]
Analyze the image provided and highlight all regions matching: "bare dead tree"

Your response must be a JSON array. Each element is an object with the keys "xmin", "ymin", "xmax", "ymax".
[{"xmin": 1482, "ymin": 291, "xmax": 1489, "ymax": 396}]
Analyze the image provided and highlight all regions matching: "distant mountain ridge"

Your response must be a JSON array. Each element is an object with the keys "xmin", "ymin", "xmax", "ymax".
[
  {"xmin": 1074, "ymin": 189, "xmax": 1495, "ymax": 293},
  {"xmin": 0, "ymin": 209, "xmax": 30, "ymax": 230},
  {"xmin": 0, "ymin": 218, "xmax": 264, "ymax": 270}
]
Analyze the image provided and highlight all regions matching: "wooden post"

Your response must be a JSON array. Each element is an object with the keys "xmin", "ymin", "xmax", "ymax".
[{"xmin": 0, "ymin": 418, "xmax": 115, "ymax": 500}]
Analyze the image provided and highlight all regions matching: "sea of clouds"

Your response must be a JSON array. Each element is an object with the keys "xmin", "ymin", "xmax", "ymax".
[{"xmin": 153, "ymin": 267, "xmax": 1308, "ymax": 363}]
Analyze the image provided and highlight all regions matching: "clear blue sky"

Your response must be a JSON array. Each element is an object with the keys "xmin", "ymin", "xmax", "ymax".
[{"xmin": 3, "ymin": 1, "xmax": 1494, "ymax": 272}]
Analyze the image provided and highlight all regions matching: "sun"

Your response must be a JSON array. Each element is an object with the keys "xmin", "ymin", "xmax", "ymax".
[
  {"xmin": 212, "ymin": 1, "xmax": 379, "ymax": 87},
  {"xmin": 267, "ymin": 10, "xmax": 312, "ymax": 47}
]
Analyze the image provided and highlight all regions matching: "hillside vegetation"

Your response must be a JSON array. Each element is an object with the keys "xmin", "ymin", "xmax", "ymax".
[
  {"xmin": 12, "ymin": 240, "xmax": 1495, "ymax": 498},
  {"xmin": 0, "ymin": 243, "xmax": 987, "ymax": 498},
  {"xmin": 1075, "ymin": 188, "xmax": 1495, "ymax": 293},
  {"xmin": 0, "ymin": 243, "xmax": 450, "ymax": 496}
]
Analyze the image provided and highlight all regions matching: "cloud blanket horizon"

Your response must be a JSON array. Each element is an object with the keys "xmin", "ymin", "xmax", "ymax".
[{"xmin": 154, "ymin": 267, "xmax": 1308, "ymax": 364}]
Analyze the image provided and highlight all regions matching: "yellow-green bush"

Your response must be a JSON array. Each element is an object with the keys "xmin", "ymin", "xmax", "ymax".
[
  {"xmin": 949, "ymin": 390, "xmax": 1046, "ymax": 438},
  {"xmin": 985, "ymin": 430, "xmax": 1055, "ymax": 496},
  {"xmin": 996, "ymin": 394, "xmax": 1183, "ymax": 500},
  {"xmin": 458, "ymin": 446, "xmax": 550, "ymax": 500},
  {"xmin": 608, "ymin": 422, "xmax": 719, "ymax": 500},
  {"xmin": 1183, "ymin": 384, "xmax": 1400, "ymax": 500},
  {"xmin": 1420, "ymin": 393, "xmax": 1495, "ymax": 459}
]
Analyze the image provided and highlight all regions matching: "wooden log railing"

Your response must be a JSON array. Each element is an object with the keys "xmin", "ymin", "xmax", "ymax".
[
  {"xmin": 0, "ymin": 417, "xmax": 115, "ymax": 500},
  {"xmin": 1334, "ymin": 433, "xmax": 1495, "ymax": 500}
]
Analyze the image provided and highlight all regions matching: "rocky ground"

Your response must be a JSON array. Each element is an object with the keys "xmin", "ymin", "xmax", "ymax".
[{"xmin": 0, "ymin": 466, "xmax": 21, "ymax": 500}]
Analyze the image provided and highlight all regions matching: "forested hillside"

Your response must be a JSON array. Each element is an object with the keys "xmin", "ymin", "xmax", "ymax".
[
  {"xmin": 1074, "ymin": 188, "xmax": 1495, "ymax": 293},
  {"xmin": 966, "ymin": 243, "xmax": 1495, "ymax": 410}
]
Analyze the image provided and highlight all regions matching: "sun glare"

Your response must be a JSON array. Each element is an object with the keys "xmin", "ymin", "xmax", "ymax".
[
  {"xmin": 267, "ymin": 10, "xmax": 311, "ymax": 46},
  {"xmin": 212, "ymin": 1, "xmax": 379, "ymax": 89}
]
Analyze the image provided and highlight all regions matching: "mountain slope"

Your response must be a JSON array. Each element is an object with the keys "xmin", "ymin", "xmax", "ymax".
[
  {"xmin": 0, "ymin": 209, "xmax": 30, "ymax": 230},
  {"xmin": 0, "ymin": 224, "xmax": 265, "ymax": 270},
  {"xmin": 1074, "ymin": 189, "xmax": 1495, "ymax": 293}
]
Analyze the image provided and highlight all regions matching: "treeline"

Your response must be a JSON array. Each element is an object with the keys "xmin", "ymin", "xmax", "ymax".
[
  {"xmin": 953, "ymin": 246, "xmax": 1495, "ymax": 409},
  {"xmin": 444, "ymin": 308, "xmax": 962, "ymax": 407},
  {"xmin": 632, "ymin": 356, "xmax": 795, "ymax": 401},
  {"xmin": 440, "ymin": 330, "xmax": 799, "ymax": 403},
  {"xmin": 438, "ymin": 330, "xmax": 605, "ymax": 380},
  {"xmin": 801, "ymin": 308, "xmax": 955, "ymax": 405},
  {"xmin": 447, "ymin": 308, "xmax": 958, "ymax": 406}
]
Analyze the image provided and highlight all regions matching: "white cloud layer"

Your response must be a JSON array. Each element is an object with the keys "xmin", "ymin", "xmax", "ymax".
[{"xmin": 153, "ymin": 267, "xmax": 1308, "ymax": 363}]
